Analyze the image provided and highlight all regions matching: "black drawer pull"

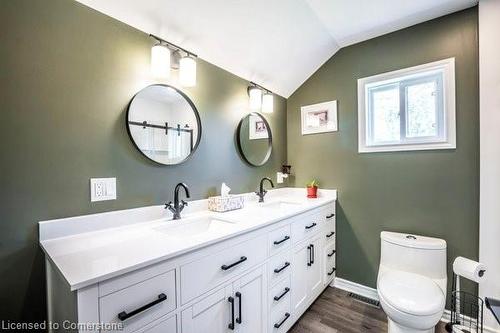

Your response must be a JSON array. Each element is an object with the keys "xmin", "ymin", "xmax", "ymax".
[
  {"xmin": 305, "ymin": 222, "xmax": 317, "ymax": 230},
  {"xmin": 307, "ymin": 245, "xmax": 311, "ymax": 266},
  {"xmin": 326, "ymin": 213, "xmax": 335, "ymax": 219},
  {"xmin": 311, "ymin": 244, "xmax": 315, "ymax": 264},
  {"xmin": 274, "ymin": 312, "xmax": 291, "ymax": 329},
  {"xmin": 235, "ymin": 292, "xmax": 242, "ymax": 324},
  {"xmin": 327, "ymin": 249, "xmax": 336, "ymax": 257},
  {"xmin": 228, "ymin": 296, "xmax": 235, "ymax": 330},
  {"xmin": 274, "ymin": 262, "xmax": 290, "ymax": 274},
  {"xmin": 118, "ymin": 293, "xmax": 167, "ymax": 321},
  {"xmin": 273, "ymin": 235, "xmax": 290, "ymax": 245},
  {"xmin": 327, "ymin": 267, "xmax": 336, "ymax": 276},
  {"xmin": 221, "ymin": 256, "xmax": 247, "ymax": 270},
  {"xmin": 326, "ymin": 231, "xmax": 335, "ymax": 238},
  {"xmin": 274, "ymin": 287, "xmax": 290, "ymax": 301}
]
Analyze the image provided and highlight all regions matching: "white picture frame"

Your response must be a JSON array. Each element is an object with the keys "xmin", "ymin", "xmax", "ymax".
[
  {"xmin": 249, "ymin": 114, "xmax": 269, "ymax": 140},
  {"xmin": 300, "ymin": 100, "xmax": 338, "ymax": 135}
]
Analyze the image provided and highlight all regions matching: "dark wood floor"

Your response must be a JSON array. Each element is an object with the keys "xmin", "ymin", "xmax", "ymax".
[{"xmin": 289, "ymin": 288, "xmax": 447, "ymax": 333}]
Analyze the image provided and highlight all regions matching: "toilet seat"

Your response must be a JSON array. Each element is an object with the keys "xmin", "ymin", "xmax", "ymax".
[
  {"xmin": 378, "ymin": 270, "xmax": 445, "ymax": 331},
  {"xmin": 378, "ymin": 270, "xmax": 445, "ymax": 316}
]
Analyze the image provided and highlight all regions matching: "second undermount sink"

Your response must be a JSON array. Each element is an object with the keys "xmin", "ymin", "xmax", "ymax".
[
  {"xmin": 260, "ymin": 200, "xmax": 302, "ymax": 211},
  {"xmin": 153, "ymin": 215, "xmax": 238, "ymax": 239}
]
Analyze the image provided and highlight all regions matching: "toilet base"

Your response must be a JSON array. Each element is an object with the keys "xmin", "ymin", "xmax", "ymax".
[{"xmin": 388, "ymin": 318, "xmax": 435, "ymax": 333}]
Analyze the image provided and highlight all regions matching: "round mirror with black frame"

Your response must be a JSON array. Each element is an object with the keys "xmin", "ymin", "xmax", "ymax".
[
  {"xmin": 236, "ymin": 112, "xmax": 272, "ymax": 166},
  {"xmin": 126, "ymin": 84, "xmax": 201, "ymax": 165}
]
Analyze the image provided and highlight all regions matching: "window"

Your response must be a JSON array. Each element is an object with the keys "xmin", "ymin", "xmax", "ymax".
[{"xmin": 358, "ymin": 58, "xmax": 456, "ymax": 153}]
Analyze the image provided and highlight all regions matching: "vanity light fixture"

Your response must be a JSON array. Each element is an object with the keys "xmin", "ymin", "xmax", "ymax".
[
  {"xmin": 248, "ymin": 82, "xmax": 274, "ymax": 113},
  {"xmin": 149, "ymin": 34, "xmax": 197, "ymax": 87},
  {"xmin": 179, "ymin": 55, "xmax": 197, "ymax": 87},
  {"xmin": 151, "ymin": 43, "xmax": 171, "ymax": 79},
  {"xmin": 262, "ymin": 92, "xmax": 274, "ymax": 113},
  {"xmin": 248, "ymin": 85, "xmax": 262, "ymax": 110}
]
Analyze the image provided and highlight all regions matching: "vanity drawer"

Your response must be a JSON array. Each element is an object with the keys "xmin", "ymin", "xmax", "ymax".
[
  {"xmin": 324, "ymin": 227, "xmax": 336, "ymax": 246},
  {"xmin": 324, "ymin": 243, "xmax": 336, "ymax": 285},
  {"xmin": 291, "ymin": 211, "xmax": 322, "ymax": 244},
  {"xmin": 270, "ymin": 297, "xmax": 292, "ymax": 333},
  {"xmin": 268, "ymin": 251, "xmax": 292, "ymax": 286},
  {"xmin": 135, "ymin": 314, "xmax": 176, "ymax": 333},
  {"xmin": 268, "ymin": 225, "xmax": 292, "ymax": 256},
  {"xmin": 180, "ymin": 234, "xmax": 267, "ymax": 304},
  {"xmin": 99, "ymin": 269, "xmax": 176, "ymax": 333},
  {"xmin": 269, "ymin": 276, "xmax": 291, "ymax": 312}
]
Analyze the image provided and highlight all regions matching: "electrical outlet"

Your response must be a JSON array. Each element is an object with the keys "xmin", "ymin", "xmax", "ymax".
[{"xmin": 90, "ymin": 178, "xmax": 116, "ymax": 202}]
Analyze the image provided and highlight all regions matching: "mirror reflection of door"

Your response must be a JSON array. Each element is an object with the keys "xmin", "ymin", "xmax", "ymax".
[
  {"xmin": 237, "ymin": 112, "xmax": 272, "ymax": 166},
  {"xmin": 127, "ymin": 85, "xmax": 201, "ymax": 165}
]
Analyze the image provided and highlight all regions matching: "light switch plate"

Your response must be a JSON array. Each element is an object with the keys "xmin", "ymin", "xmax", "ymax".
[{"xmin": 90, "ymin": 178, "xmax": 116, "ymax": 202}]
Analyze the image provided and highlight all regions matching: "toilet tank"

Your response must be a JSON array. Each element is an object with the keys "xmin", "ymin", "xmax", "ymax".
[{"xmin": 379, "ymin": 231, "xmax": 447, "ymax": 280}]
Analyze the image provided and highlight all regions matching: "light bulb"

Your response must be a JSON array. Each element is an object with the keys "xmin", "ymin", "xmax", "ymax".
[
  {"xmin": 248, "ymin": 87, "xmax": 262, "ymax": 110},
  {"xmin": 151, "ymin": 44, "xmax": 170, "ymax": 79},
  {"xmin": 262, "ymin": 92, "xmax": 274, "ymax": 113},
  {"xmin": 179, "ymin": 56, "xmax": 197, "ymax": 87}
]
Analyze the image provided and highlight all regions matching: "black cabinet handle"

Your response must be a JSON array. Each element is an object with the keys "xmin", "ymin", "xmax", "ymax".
[
  {"xmin": 221, "ymin": 256, "xmax": 247, "ymax": 270},
  {"xmin": 228, "ymin": 296, "xmax": 235, "ymax": 330},
  {"xmin": 273, "ymin": 235, "xmax": 290, "ymax": 245},
  {"xmin": 307, "ymin": 245, "xmax": 311, "ymax": 266},
  {"xmin": 326, "ymin": 231, "xmax": 335, "ymax": 238},
  {"xmin": 328, "ymin": 249, "xmax": 336, "ymax": 257},
  {"xmin": 274, "ymin": 287, "xmax": 290, "ymax": 301},
  {"xmin": 274, "ymin": 262, "xmax": 290, "ymax": 274},
  {"xmin": 326, "ymin": 213, "xmax": 335, "ymax": 219},
  {"xmin": 118, "ymin": 293, "xmax": 167, "ymax": 321},
  {"xmin": 311, "ymin": 244, "xmax": 316, "ymax": 264},
  {"xmin": 235, "ymin": 292, "xmax": 242, "ymax": 324},
  {"xmin": 328, "ymin": 267, "xmax": 336, "ymax": 276},
  {"xmin": 305, "ymin": 222, "xmax": 317, "ymax": 230},
  {"xmin": 274, "ymin": 312, "xmax": 291, "ymax": 329}
]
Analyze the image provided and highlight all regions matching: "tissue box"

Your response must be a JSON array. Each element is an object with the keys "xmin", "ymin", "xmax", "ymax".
[{"xmin": 208, "ymin": 195, "xmax": 245, "ymax": 212}]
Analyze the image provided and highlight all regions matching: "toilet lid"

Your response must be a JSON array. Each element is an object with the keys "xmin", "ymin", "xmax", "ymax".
[{"xmin": 378, "ymin": 271, "xmax": 445, "ymax": 316}]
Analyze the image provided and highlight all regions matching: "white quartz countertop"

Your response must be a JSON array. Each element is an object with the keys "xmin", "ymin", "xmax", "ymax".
[{"xmin": 39, "ymin": 188, "xmax": 336, "ymax": 290}]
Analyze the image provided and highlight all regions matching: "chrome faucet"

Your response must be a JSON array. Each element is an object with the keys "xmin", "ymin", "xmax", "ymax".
[
  {"xmin": 165, "ymin": 183, "xmax": 190, "ymax": 220},
  {"xmin": 256, "ymin": 177, "xmax": 274, "ymax": 202}
]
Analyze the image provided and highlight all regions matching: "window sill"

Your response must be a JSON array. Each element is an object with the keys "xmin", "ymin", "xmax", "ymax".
[{"xmin": 358, "ymin": 141, "xmax": 456, "ymax": 153}]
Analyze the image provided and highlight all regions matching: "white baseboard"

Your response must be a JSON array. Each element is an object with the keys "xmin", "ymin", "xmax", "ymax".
[
  {"xmin": 331, "ymin": 277, "xmax": 500, "ymax": 333},
  {"xmin": 331, "ymin": 277, "xmax": 379, "ymax": 301}
]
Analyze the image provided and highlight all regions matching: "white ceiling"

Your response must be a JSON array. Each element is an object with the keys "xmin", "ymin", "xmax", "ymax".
[{"xmin": 77, "ymin": 0, "xmax": 477, "ymax": 98}]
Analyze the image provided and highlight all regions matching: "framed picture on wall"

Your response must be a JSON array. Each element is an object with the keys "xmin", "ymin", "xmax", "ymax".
[
  {"xmin": 249, "ymin": 114, "xmax": 269, "ymax": 140},
  {"xmin": 301, "ymin": 100, "xmax": 338, "ymax": 135}
]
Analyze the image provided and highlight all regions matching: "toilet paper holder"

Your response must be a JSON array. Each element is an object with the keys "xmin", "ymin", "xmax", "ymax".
[{"xmin": 446, "ymin": 256, "xmax": 487, "ymax": 333}]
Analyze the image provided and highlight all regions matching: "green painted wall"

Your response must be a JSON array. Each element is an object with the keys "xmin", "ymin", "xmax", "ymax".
[
  {"xmin": 287, "ymin": 8, "xmax": 479, "ymax": 294},
  {"xmin": 0, "ymin": 0, "xmax": 286, "ymax": 321}
]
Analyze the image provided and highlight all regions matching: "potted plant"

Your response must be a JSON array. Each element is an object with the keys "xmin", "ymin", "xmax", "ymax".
[{"xmin": 306, "ymin": 179, "xmax": 319, "ymax": 198}]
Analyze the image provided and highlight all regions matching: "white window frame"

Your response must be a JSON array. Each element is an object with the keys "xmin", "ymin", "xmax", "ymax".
[{"xmin": 357, "ymin": 58, "xmax": 456, "ymax": 153}]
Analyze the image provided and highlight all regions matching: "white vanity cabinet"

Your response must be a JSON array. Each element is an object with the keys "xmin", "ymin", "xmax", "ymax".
[{"xmin": 41, "ymin": 191, "xmax": 336, "ymax": 333}]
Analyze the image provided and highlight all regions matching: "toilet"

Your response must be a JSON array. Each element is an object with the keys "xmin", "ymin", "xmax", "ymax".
[{"xmin": 377, "ymin": 231, "xmax": 447, "ymax": 333}]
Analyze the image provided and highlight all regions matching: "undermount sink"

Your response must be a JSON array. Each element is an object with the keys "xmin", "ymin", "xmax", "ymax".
[
  {"xmin": 260, "ymin": 201, "xmax": 302, "ymax": 211},
  {"xmin": 153, "ymin": 216, "xmax": 238, "ymax": 238}
]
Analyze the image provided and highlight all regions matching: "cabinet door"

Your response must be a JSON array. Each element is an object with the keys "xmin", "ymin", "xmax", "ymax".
[
  {"xmin": 308, "ymin": 236, "xmax": 323, "ymax": 297},
  {"xmin": 291, "ymin": 241, "xmax": 310, "ymax": 313},
  {"xmin": 233, "ymin": 266, "xmax": 266, "ymax": 333},
  {"xmin": 181, "ymin": 284, "xmax": 233, "ymax": 333}
]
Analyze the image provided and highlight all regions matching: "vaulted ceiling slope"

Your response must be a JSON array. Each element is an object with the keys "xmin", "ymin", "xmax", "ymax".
[{"xmin": 76, "ymin": 0, "xmax": 477, "ymax": 98}]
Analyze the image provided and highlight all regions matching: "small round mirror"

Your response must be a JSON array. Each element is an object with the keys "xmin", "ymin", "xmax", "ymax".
[
  {"xmin": 127, "ymin": 84, "xmax": 201, "ymax": 165},
  {"xmin": 237, "ymin": 112, "xmax": 272, "ymax": 166}
]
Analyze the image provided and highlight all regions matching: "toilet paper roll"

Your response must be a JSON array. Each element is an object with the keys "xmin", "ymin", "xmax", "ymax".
[{"xmin": 453, "ymin": 256, "xmax": 486, "ymax": 283}]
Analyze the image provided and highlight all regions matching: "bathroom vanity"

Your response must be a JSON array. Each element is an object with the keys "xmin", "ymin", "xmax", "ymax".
[{"xmin": 40, "ymin": 188, "xmax": 337, "ymax": 333}]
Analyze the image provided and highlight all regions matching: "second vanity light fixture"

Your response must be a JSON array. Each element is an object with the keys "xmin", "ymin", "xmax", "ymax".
[
  {"xmin": 150, "ymin": 34, "xmax": 197, "ymax": 87},
  {"xmin": 248, "ymin": 82, "xmax": 274, "ymax": 113}
]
